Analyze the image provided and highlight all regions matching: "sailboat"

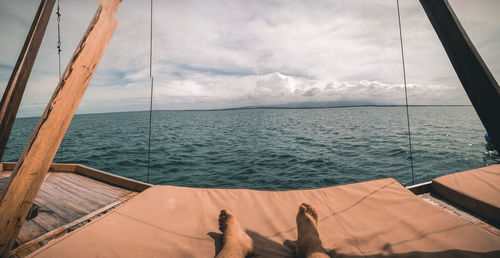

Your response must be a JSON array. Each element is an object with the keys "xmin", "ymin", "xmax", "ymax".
[{"xmin": 0, "ymin": 0, "xmax": 499, "ymax": 257}]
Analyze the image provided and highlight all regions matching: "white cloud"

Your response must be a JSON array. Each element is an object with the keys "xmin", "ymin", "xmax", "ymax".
[
  {"xmin": 0, "ymin": 0, "xmax": 498, "ymax": 116},
  {"xmin": 146, "ymin": 72, "xmax": 467, "ymax": 110}
]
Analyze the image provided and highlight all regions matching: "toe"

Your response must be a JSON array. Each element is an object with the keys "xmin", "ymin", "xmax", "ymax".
[
  {"xmin": 299, "ymin": 203, "xmax": 308, "ymax": 213},
  {"xmin": 300, "ymin": 203, "xmax": 318, "ymax": 222},
  {"xmin": 224, "ymin": 209, "xmax": 234, "ymax": 218},
  {"xmin": 218, "ymin": 210, "xmax": 228, "ymax": 232}
]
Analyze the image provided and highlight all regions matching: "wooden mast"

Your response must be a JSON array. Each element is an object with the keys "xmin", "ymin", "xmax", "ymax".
[
  {"xmin": 419, "ymin": 0, "xmax": 500, "ymax": 153},
  {"xmin": 0, "ymin": 0, "xmax": 121, "ymax": 255},
  {"xmin": 0, "ymin": 0, "xmax": 56, "ymax": 162}
]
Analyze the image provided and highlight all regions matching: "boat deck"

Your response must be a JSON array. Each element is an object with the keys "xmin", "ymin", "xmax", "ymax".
[
  {"xmin": 27, "ymin": 177, "xmax": 500, "ymax": 257},
  {"xmin": 1, "ymin": 163, "xmax": 499, "ymax": 257},
  {"xmin": 419, "ymin": 193, "xmax": 500, "ymax": 236},
  {"xmin": 0, "ymin": 163, "xmax": 151, "ymax": 257}
]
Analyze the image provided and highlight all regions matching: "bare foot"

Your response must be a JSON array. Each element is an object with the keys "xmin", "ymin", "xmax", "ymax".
[
  {"xmin": 296, "ymin": 203, "xmax": 329, "ymax": 258},
  {"xmin": 216, "ymin": 209, "xmax": 254, "ymax": 258}
]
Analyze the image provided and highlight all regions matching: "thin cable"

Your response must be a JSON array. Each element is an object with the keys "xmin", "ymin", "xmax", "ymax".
[
  {"xmin": 57, "ymin": 0, "xmax": 61, "ymax": 79},
  {"xmin": 149, "ymin": 0, "xmax": 153, "ymax": 79},
  {"xmin": 146, "ymin": 0, "xmax": 153, "ymax": 183},
  {"xmin": 57, "ymin": 0, "xmax": 64, "ymax": 162},
  {"xmin": 396, "ymin": 0, "xmax": 415, "ymax": 185}
]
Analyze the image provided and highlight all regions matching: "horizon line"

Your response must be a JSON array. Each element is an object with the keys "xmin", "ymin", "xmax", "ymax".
[{"xmin": 17, "ymin": 104, "xmax": 473, "ymax": 119}]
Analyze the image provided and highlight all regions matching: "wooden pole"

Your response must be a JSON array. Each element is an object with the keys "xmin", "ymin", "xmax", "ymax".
[
  {"xmin": 0, "ymin": 0, "xmax": 121, "ymax": 255},
  {"xmin": 0, "ymin": 0, "xmax": 56, "ymax": 162},
  {"xmin": 419, "ymin": 0, "xmax": 500, "ymax": 153}
]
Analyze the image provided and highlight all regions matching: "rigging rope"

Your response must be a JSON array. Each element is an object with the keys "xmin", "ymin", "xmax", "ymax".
[
  {"xmin": 57, "ymin": 0, "xmax": 64, "ymax": 162},
  {"xmin": 146, "ymin": 0, "xmax": 154, "ymax": 183},
  {"xmin": 396, "ymin": 0, "xmax": 415, "ymax": 185}
]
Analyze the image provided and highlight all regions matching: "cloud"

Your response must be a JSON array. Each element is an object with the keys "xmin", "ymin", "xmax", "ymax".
[
  {"xmin": 0, "ymin": 0, "xmax": 498, "ymax": 117},
  {"xmin": 146, "ymin": 72, "xmax": 467, "ymax": 110}
]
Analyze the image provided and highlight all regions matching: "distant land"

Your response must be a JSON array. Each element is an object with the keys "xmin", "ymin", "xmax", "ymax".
[
  {"xmin": 18, "ymin": 102, "xmax": 473, "ymax": 118},
  {"xmin": 177, "ymin": 101, "xmax": 472, "ymax": 112}
]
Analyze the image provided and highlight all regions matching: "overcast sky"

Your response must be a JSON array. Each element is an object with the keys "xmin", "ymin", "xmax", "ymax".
[{"xmin": 0, "ymin": 0, "xmax": 499, "ymax": 117}]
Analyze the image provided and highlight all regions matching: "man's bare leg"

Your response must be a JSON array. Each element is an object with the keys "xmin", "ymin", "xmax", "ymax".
[
  {"xmin": 216, "ymin": 209, "xmax": 254, "ymax": 258},
  {"xmin": 296, "ymin": 203, "xmax": 330, "ymax": 258}
]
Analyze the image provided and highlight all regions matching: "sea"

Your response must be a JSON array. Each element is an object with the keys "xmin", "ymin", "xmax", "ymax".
[{"xmin": 3, "ymin": 106, "xmax": 499, "ymax": 190}]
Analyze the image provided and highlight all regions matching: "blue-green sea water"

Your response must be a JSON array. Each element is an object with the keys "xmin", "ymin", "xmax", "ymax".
[{"xmin": 3, "ymin": 106, "xmax": 499, "ymax": 190}]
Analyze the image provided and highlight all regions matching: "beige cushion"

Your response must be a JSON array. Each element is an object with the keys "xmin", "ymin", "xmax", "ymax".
[
  {"xmin": 432, "ymin": 165, "xmax": 500, "ymax": 224},
  {"xmin": 30, "ymin": 178, "xmax": 500, "ymax": 257}
]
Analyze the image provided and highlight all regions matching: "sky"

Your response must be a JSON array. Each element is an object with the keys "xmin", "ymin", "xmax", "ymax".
[{"xmin": 0, "ymin": 0, "xmax": 499, "ymax": 117}]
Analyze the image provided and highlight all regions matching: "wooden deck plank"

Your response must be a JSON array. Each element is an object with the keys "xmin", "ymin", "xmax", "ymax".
[
  {"xmin": 44, "ymin": 174, "xmax": 119, "ymax": 207},
  {"xmin": 56, "ymin": 172, "xmax": 132, "ymax": 200},
  {"xmin": 0, "ymin": 176, "xmax": 9, "ymax": 191},
  {"xmin": 15, "ymin": 171, "xmax": 134, "ymax": 244},
  {"xmin": 31, "ymin": 202, "xmax": 70, "ymax": 232},
  {"xmin": 0, "ymin": 172, "xmax": 136, "ymax": 225},
  {"xmin": 48, "ymin": 176, "xmax": 121, "ymax": 206},
  {"xmin": 12, "ymin": 171, "xmax": 137, "ymax": 252},
  {"xmin": 1, "ymin": 168, "xmax": 137, "ymax": 248},
  {"xmin": 16, "ymin": 220, "xmax": 47, "ymax": 245},
  {"xmin": 35, "ymin": 189, "xmax": 91, "ymax": 220},
  {"xmin": 1, "ymin": 164, "xmax": 141, "ymax": 255},
  {"xmin": 75, "ymin": 165, "xmax": 151, "ymax": 192},
  {"xmin": 64, "ymin": 171, "xmax": 134, "ymax": 195},
  {"xmin": 35, "ymin": 180, "xmax": 102, "ymax": 219},
  {"xmin": 1, "ymin": 172, "xmax": 134, "ymax": 225},
  {"xmin": 11, "ymin": 192, "xmax": 138, "ymax": 257}
]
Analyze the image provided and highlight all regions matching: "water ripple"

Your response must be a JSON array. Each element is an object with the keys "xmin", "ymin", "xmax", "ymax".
[{"xmin": 3, "ymin": 106, "xmax": 499, "ymax": 190}]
